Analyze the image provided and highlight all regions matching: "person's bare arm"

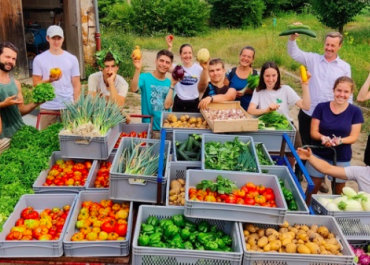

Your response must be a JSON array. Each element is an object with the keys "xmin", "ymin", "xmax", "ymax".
[
  {"xmin": 294, "ymin": 72, "xmax": 311, "ymax": 110},
  {"xmin": 341, "ymin": 124, "xmax": 362, "ymax": 145},
  {"xmin": 106, "ymin": 72, "xmax": 125, "ymax": 106},
  {"xmin": 131, "ymin": 59, "xmax": 142, "ymax": 93},
  {"xmin": 357, "ymin": 71, "xmax": 370, "ymax": 102},
  {"xmin": 198, "ymin": 61, "xmax": 209, "ymax": 93},
  {"xmin": 72, "ymin": 76, "xmax": 81, "ymax": 102},
  {"xmin": 248, "ymin": 102, "xmax": 279, "ymax": 116},
  {"xmin": 310, "ymin": 118, "xmax": 322, "ymax": 140},
  {"xmin": 297, "ymin": 147, "xmax": 347, "ymax": 180},
  {"xmin": 198, "ymin": 88, "xmax": 237, "ymax": 109},
  {"xmin": 16, "ymin": 80, "xmax": 40, "ymax": 116},
  {"xmin": 33, "ymin": 74, "xmax": 61, "ymax": 86},
  {"xmin": 164, "ymin": 79, "xmax": 178, "ymax": 110}
]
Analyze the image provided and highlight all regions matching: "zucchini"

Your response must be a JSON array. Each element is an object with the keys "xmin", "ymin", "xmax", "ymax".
[
  {"xmin": 177, "ymin": 149, "xmax": 192, "ymax": 161},
  {"xmin": 186, "ymin": 136, "xmax": 193, "ymax": 151},
  {"xmin": 279, "ymin": 28, "xmax": 316, "ymax": 38},
  {"xmin": 178, "ymin": 140, "xmax": 187, "ymax": 151},
  {"xmin": 287, "ymin": 24, "xmax": 310, "ymax": 30}
]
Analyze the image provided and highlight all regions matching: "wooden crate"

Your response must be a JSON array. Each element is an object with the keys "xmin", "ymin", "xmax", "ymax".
[{"xmin": 200, "ymin": 101, "xmax": 258, "ymax": 133}]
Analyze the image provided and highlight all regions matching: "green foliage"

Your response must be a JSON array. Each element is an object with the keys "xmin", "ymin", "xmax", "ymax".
[
  {"xmin": 21, "ymin": 83, "xmax": 33, "ymax": 105},
  {"xmin": 208, "ymin": 0, "xmax": 266, "ymax": 28},
  {"xmin": 98, "ymin": 0, "xmax": 125, "ymax": 21},
  {"xmin": 310, "ymin": 0, "xmax": 370, "ymax": 33},
  {"xmin": 32, "ymin": 83, "xmax": 56, "ymax": 103},
  {"xmin": 262, "ymin": 0, "xmax": 289, "ymax": 17},
  {"xmin": 100, "ymin": 1, "xmax": 133, "ymax": 29}
]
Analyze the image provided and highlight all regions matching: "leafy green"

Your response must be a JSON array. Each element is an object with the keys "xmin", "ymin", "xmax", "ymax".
[
  {"xmin": 258, "ymin": 112, "xmax": 292, "ymax": 130},
  {"xmin": 32, "ymin": 83, "xmax": 56, "ymax": 103},
  {"xmin": 196, "ymin": 175, "xmax": 238, "ymax": 195},
  {"xmin": 255, "ymin": 143, "xmax": 273, "ymax": 166}
]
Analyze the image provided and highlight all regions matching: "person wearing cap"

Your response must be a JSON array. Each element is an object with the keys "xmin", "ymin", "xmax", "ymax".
[{"xmin": 32, "ymin": 25, "xmax": 81, "ymax": 129}]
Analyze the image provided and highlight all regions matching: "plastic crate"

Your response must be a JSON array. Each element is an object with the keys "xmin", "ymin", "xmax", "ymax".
[
  {"xmin": 255, "ymin": 142, "xmax": 274, "ymax": 166},
  {"xmin": 109, "ymin": 138, "xmax": 170, "ymax": 203},
  {"xmin": 86, "ymin": 153, "xmax": 116, "ymax": 190},
  {"xmin": 185, "ymin": 170, "xmax": 287, "ymax": 224},
  {"xmin": 0, "ymin": 194, "xmax": 77, "ymax": 257},
  {"xmin": 59, "ymin": 124, "xmax": 120, "ymax": 160},
  {"xmin": 160, "ymin": 112, "xmax": 212, "ymax": 142},
  {"xmin": 113, "ymin": 123, "xmax": 152, "ymax": 152},
  {"xmin": 33, "ymin": 151, "xmax": 97, "ymax": 194},
  {"xmin": 240, "ymin": 214, "xmax": 355, "ymax": 265},
  {"xmin": 312, "ymin": 195, "xmax": 370, "ymax": 241},
  {"xmin": 261, "ymin": 166, "xmax": 309, "ymax": 214},
  {"xmin": 172, "ymin": 130, "xmax": 205, "ymax": 162},
  {"xmin": 132, "ymin": 205, "xmax": 243, "ymax": 265},
  {"xmin": 63, "ymin": 191, "xmax": 133, "ymax": 257},
  {"xmin": 201, "ymin": 133, "xmax": 261, "ymax": 173},
  {"xmin": 165, "ymin": 161, "xmax": 202, "ymax": 206}
]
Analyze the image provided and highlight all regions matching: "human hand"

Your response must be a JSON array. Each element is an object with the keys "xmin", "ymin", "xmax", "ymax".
[
  {"xmin": 236, "ymin": 91, "xmax": 244, "ymax": 98},
  {"xmin": 165, "ymin": 35, "xmax": 174, "ymax": 49},
  {"xmin": 268, "ymin": 103, "xmax": 280, "ymax": 111},
  {"xmin": 125, "ymin": 114, "xmax": 131, "ymax": 124},
  {"xmin": 2, "ymin": 95, "xmax": 23, "ymax": 107},
  {"xmin": 200, "ymin": 60, "xmax": 209, "ymax": 70},
  {"xmin": 302, "ymin": 71, "xmax": 311, "ymax": 85},
  {"xmin": 49, "ymin": 72, "xmax": 62, "ymax": 82},
  {"xmin": 132, "ymin": 57, "xmax": 142, "ymax": 70},
  {"xmin": 106, "ymin": 71, "xmax": 116, "ymax": 85},
  {"xmin": 297, "ymin": 147, "xmax": 312, "ymax": 160},
  {"xmin": 198, "ymin": 96, "xmax": 212, "ymax": 109}
]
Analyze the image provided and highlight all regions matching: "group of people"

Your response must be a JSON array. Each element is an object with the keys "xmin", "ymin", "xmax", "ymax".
[{"xmin": 1, "ymin": 24, "xmax": 370, "ymax": 196}]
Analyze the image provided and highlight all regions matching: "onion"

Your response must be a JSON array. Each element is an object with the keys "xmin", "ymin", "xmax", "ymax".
[
  {"xmin": 359, "ymin": 253, "xmax": 370, "ymax": 265},
  {"xmin": 354, "ymin": 248, "xmax": 366, "ymax": 257},
  {"xmin": 172, "ymin": 64, "xmax": 185, "ymax": 80}
]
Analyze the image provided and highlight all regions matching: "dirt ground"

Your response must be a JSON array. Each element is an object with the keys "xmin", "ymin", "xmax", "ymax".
[{"xmin": 120, "ymin": 49, "xmax": 367, "ymax": 194}]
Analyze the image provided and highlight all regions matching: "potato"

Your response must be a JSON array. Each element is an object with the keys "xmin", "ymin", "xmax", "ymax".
[
  {"xmin": 305, "ymin": 242, "xmax": 321, "ymax": 254},
  {"xmin": 282, "ymin": 237, "xmax": 292, "ymax": 246},
  {"xmin": 300, "ymin": 225, "xmax": 309, "ymax": 232},
  {"xmin": 327, "ymin": 233, "xmax": 335, "ymax": 239},
  {"xmin": 325, "ymin": 238, "xmax": 339, "ymax": 246},
  {"xmin": 196, "ymin": 117, "xmax": 202, "ymax": 123},
  {"xmin": 270, "ymin": 240, "xmax": 282, "ymax": 251},
  {"xmin": 177, "ymin": 179, "xmax": 185, "ymax": 186},
  {"xmin": 279, "ymin": 228, "xmax": 288, "ymax": 234},
  {"xmin": 246, "ymin": 243, "xmax": 251, "ymax": 250},
  {"xmin": 297, "ymin": 239, "xmax": 304, "ymax": 245},
  {"xmin": 279, "ymin": 220, "xmax": 289, "ymax": 228},
  {"xmin": 297, "ymin": 233, "xmax": 309, "ymax": 242},
  {"xmin": 317, "ymin": 226, "xmax": 330, "ymax": 238},
  {"xmin": 180, "ymin": 198, "xmax": 185, "ymax": 206},
  {"xmin": 266, "ymin": 228, "xmax": 279, "ymax": 237},
  {"xmin": 245, "ymin": 224, "xmax": 258, "ymax": 233},
  {"xmin": 189, "ymin": 117, "xmax": 197, "ymax": 124},
  {"xmin": 310, "ymin": 224, "xmax": 318, "ymax": 232},
  {"xmin": 257, "ymin": 236, "xmax": 268, "ymax": 248},
  {"xmin": 168, "ymin": 114, "xmax": 178, "ymax": 123},
  {"xmin": 251, "ymin": 245, "xmax": 259, "ymax": 251},
  {"xmin": 285, "ymin": 243, "xmax": 297, "ymax": 253},
  {"xmin": 247, "ymin": 236, "xmax": 258, "ymax": 246},
  {"xmin": 293, "ymin": 224, "xmax": 301, "ymax": 230},
  {"xmin": 263, "ymin": 243, "xmax": 272, "ymax": 252},
  {"xmin": 289, "ymin": 227, "xmax": 298, "ymax": 234},
  {"xmin": 243, "ymin": 230, "xmax": 250, "ymax": 237},
  {"xmin": 180, "ymin": 115, "xmax": 186, "ymax": 122},
  {"xmin": 268, "ymin": 234, "xmax": 278, "ymax": 242},
  {"xmin": 169, "ymin": 195, "xmax": 178, "ymax": 202},
  {"xmin": 184, "ymin": 115, "xmax": 190, "ymax": 120},
  {"xmin": 169, "ymin": 188, "xmax": 181, "ymax": 195},
  {"xmin": 279, "ymin": 233, "xmax": 292, "ymax": 241},
  {"xmin": 257, "ymin": 229, "xmax": 265, "ymax": 238},
  {"xmin": 297, "ymin": 244, "xmax": 311, "ymax": 254},
  {"xmin": 313, "ymin": 237, "xmax": 325, "ymax": 246},
  {"xmin": 170, "ymin": 180, "xmax": 182, "ymax": 189},
  {"xmin": 325, "ymin": 243, "xmax": 340, "ymax": 254}
]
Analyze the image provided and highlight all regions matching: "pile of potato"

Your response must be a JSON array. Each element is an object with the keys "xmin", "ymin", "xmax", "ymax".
[
  {"xmin": 168, "ymin": 179, "xmax": 186, "ymax": 206},
  {"xmin": 243, "ymin": 221, "xmax": 343, "ymax": 255},
  {"xmin": 163, "ymin": 114, "xmax": 210, "ymax": 129}
]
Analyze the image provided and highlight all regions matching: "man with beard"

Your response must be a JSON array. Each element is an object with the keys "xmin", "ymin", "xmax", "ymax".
[
  {"xmin": 286, "ymin": 31, "xmax": 351, "ymax": 193},
  {"xmin": 131, "ymin": 49, "xmax": 176, "ymax": 139},
  {"xmin": 0, "ymin": 42, "xmax": 42, "ymax": 154}
]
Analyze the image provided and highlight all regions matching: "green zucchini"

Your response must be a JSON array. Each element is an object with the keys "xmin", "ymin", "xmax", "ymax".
[
  {"xmin": 178, "ymin": 140, "xmax": 187, "ymax": 151},
  {"xmin": 279, "ymin": 28, "xmax": 316, "ymax": 38},
  {"xmin": 287, "ymin": 24, "xmax": 311, "ymax": 30},
  {"xmin": 186, "ymin": 136, "xmax": 193, "ymax": 151},
  {"xmin": 178, "ymin": 149, "xmax": 192, "ymax": 161}
]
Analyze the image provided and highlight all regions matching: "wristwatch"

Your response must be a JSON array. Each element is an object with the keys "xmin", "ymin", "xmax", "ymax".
[{"xmin": 169, "ymin": 87, "xmax": 175, "ymax": 91}]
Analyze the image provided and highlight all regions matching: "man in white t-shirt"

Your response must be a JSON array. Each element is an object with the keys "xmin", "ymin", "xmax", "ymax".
[
  {"xmin": 297, "ymin": 147, "xmax": 370, "ymax": 193},
  {"xmin": 33, "ymin": 25, "xmax": 81, "ymax": 129},
  {"xmin": 88, "ymin": 51, "xmax": 128, "ymax": 106}
]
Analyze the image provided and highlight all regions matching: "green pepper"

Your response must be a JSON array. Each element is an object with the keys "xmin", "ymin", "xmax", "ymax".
[
  {"xmin": 282, "ymin": 187, "xmax": 294, "ymax": 201},
  {"xmin": 288, "ymin": 200, "xmax": 298, "ymax": 211},
  {"xmin": 159, "ymin": 219, "xmax": 174, "ymax": 228},
  {"xmin": 215, "ymin": 230, "xmax": 225, "ymax": 239},
  {"xmin": 164, "ymin": 224, "xmax": 179, "ymax": 239},
  {"xmin": 184, "ymin": 220, "xmax": 197, "ymax": 232},
  {"xmin": 154, "ymin": 226, "xmax": 163, "ymax": 234},
  {"xmin": 210, "ymin": 225, "xmax": 218, "ymax": 233},
  {"xmin": 149, "ymin": 232, "xmax": 162, "ymax": 244},
  {"xmin": 171, "ymin": 233, "xmax": 182, "ymax": 243},
  {"xmin": 198, "ymin": 220, "xmax": 210, "ymax": 233},
  {"xmin": 141, "ymin": 224, "xmax": 154, "ymax": 235},
  {"xmin": 188, "ymin": 231, "xmax": 198, "ymax": 243},
  {"xmin": 197, "ymin": 232, "xmax": 215, "ymax": 244},
  {"xmin": 183, "ymin": 241, "xmax": 193, "ymax": 250},
  {"xmin": 174, "ymin": 241, "xmax": 185, "ymax": 249},
  {"xmin": 180, "ymin": 228, "xmax": 191, "ymax": 240},
  {"xmin": 172, "ymin": 214, "xmax": 185, "ymax": 228},
  {"xmin": 194, "ymin": 240, "xmax": 203, "ymax": 249},
  {"xmin": 138, "ymin": 234, "xmax": 150, "ymax": 246},
  {"xmin": 278, "ymin": 178, "xmax": 285, "ymax": 187},
  {"xmin": 147, "ymin": 216, "xmax": 159, "ymax": 226},
  {"xmin": 223, "ymin": 246, "xmax": 233, "ymax": 252},
  {"xmin": 149, "ymin": 241, "xmax": 167, "ymax": 248},
  {"xmin": 215, "ymin": 238, "xmax": 225, "ymax": 249},
  {"xmin": 196, "ymin": 245, "xmax": 205, "ymax": 251},
  {"xmin": 204, "ymin": 241, "xmax": 218, "ymax": 251},
  {"xmin": 221, "ymin": 235, "xmax": 232, "ymax": 246}
]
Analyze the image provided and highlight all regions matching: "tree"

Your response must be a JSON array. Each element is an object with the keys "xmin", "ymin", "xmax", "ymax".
[{"xmin": 310, "ymin": 0, "xmax": 370, "ymax": 34}]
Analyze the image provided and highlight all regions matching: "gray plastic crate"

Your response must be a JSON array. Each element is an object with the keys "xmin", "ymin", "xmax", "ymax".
[
  {"xmin": 109, "ymin": 138, "xmax": 170, "ymax": 203},
  {"xmin": 161, "ymin": 112, "xmax": 212, "ymax": 142},
  {"xmin": 165, "ymin": 161, "xmax": 202, "ymax": 206},
  {"xmin": 255, "ymin": 142, "xmax": 274, "ymax": 166},
  {"xmin": 185, "ymin": 170, "xmax": 287, "ymax": 224},
  {"xmin": 86, "ymin": 153, "xmax": 116, "ymax": 190},
  {"xmin": 113, "ymin": 123, "xmax": 152, "ymax": 152},
  {"xmin": 202, "ymin": 133, "xmax": 261, "ymax": 173},
  {"xmin": 59, "ymin": 124, "xmax": 120, "ymax": 160},
  {"xmin": 63, "ymin": 191, "xmax": 133, "ymax": 257},
  {"xmin": 312, "ymin": 195, "xmax": 370, "ymax": 241},
  {"xmin": 33, "ymin": 151, "xmax": 97, "ymax": 194},
  {"xmin": 172, "ymin": 130, "xmax": 205, "ymax": 161},
  {"xmin": 261, "ymin": 166, "xmax": 309, "ymax": 214},
  {"xmin": 240, "ymin": 214, "xmax": 355, "ymax": 265},
  {"xmin": 132, "ymin": 205, "xmax": 243, "ymax": 265},
  {"xmin": 0, "ymin": 194, "xmax": 77, "ymax": 257}
]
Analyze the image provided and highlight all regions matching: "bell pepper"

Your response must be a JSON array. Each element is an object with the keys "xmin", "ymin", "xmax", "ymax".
[
  {"xmin": 282, "ymin": 187, "xmax": 294, "ymax": 201},
  {"xmin": 180, "ymin": 228, "xmax": 191, "ymax": 240},
  {"xmin": 184, "ymin": 220, "xmax": 197, "ymax": 232},
  {"xmin": 147, "ymin": 216, "xmax": 159, "ymax": 227},
  {"xmin": 171, "ymin": 233, "xmax": 182, "ymax": 243},
  {"xmin": 194, "ymin": 240, "xmax": 203, "ymax": 249},
  {"xmin": 159, "ymin": 219, "xmax": 174, "ymax": 228},
  {"xmin": 172, "ymin": 214, "xmax": 185, "ymax": 228},
  {"xmin": 223, "ymin": 246, "xmax": 233, "ymax": 252},
  {"xmin": 197, "ymin": 232, "xmax": 215, "ymax": 244},
  {"xmin": 198, "ymin": 220, "xmax": 210, "ymax": 233},
  {"xmin": 278, "ymin": 178, "xmax": 285, "ymax": 187},
  {"xmin": 216, "ymin": 230, "xmax": 225, "ymax": 239},
  {"xmin": 188, "ymin": 231, "xmax": 198, "ymax": 243},
  {"xmin": 174, "ymin": 241, "xmax": 185, "ymax": 249},
  {"xmin": 221, "ymin": 235, "xmax": 232, "ymax": 246},
  {"xmin": 204, "ymin": 241, "xmax": 218, "ymax": 251},
  {"xmin": 196, "ymin": 245, "xmax": 205, "ymax": 250},
  {"xmin": 183, "ymin": 241, "xmax": 193, "ymax": 250},
  {"xmin": 149, "ymin": 241, "xmax": 167, "ymax": 248},
  {"xmin": 164, "ymin": 224, "xmax": 179, "ymax": 239},
  {"xmin": 149, "ymin": 232, "xmax": 162, "ymax": 244},
  {"xmin": 215, "ymin": 238, "xmax": 226, "ymax": 249},
  {"xmin": 138, "ymin": 234, "xmax": 150, "ymax": 246},
  {"xmin": 288, "ymin": 200, "xmax": 298, "ymax": 211},
  {"xmin": 210, "ymin": 224, "xmax": 218, "ymax": 233},
  {"xmin": 141, "ymin": 224, "xmax": 154, "ymax": 235},
  {"xmin": 154, "ymin": 226, "xmax": 163, "ymax": 234}
]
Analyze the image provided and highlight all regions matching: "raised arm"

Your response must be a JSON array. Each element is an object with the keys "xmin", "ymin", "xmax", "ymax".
[
  {"xmin": 198, "ymin": 61, "xmax": 209, "ymax": 93},
  {"xmin": 357, "ymin": 70, "xmax": 370, "ymax": 102},
  {"xmin": 130, "ymin": 58, "xmax": 142, "ymax": 93}
]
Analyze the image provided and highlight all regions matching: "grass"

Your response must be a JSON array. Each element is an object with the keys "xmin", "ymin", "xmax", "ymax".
[{"xmin": 130, "ymin": 12, "xmax": 370, "ymax": 105}]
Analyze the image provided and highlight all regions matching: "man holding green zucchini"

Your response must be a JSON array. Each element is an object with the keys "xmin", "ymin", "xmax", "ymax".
[{"xmin": 297, "ymin": 147, "xmax": 370, "ymax": 193}]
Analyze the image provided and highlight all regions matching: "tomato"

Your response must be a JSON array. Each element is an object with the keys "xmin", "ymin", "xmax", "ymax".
[
  {"xmin": 224, "ymin": 195, "xmax": 237, "ymax": 204},
  {"xmin": 241, "ymin": 186, "xmax": 249, "ymax": 194},
  {"xmin": 169, "ymin": 35, "xmax": 174, "ymax": 40},
  {"xmin": 254, "ymin": 195, "xmax": 266, "ymax": 204},
  {"xmin": 204, "ymin": 195, "xmax": 216, "ymax": 202},
  {"xmin": 233, "ymin": 189, "xmax": 246, "ymax": 198},
  {"xmin": 21, "ymin": 207, "xmax": 39, "ymax": 220},
  {"xmin": 39, "ymin": 234, "xmax": 53, "ymax": 241},
  {"xmin": 71, "ymin": 232, "xmax": 85, "ymax": 241},
  {"xmin": 236, "ymin": 198, "xmax": 245, "ymax": 204},
  {"xmin": 49, "ymin": 226, "xmax": 58, "ymax": 236},
  {"xmin": 256, "ymin": 185, "xmax": 266, "ymax": 195},
  {"xmin": 84, "ymin": 161, "xmax": 92, "ymax": 170},
  {"xmin": 73, "ymin": 163, "xmax": 85, "ymax": 171},
  {"xmin": 263, "ymin": 191, "xmax": 275, "ymax": 201},
  {"xmin": 114, "ymin": 223, "xmax": 127, "ymax": 237},
  {"xmin": 100, "ymin": 199, "xmax": 113, "ymax": 208},
  {"xmin": 65, "ymin": 178, "xmax": 75, "ymax": 186},
  {"xmin": 244, "ymin": 197, "xmax": 255, "ymax": 205},
  {"xmin": 248, "ymin": 190, "xmax": 259, "ymax": 198},
  {"xmin": 15, "ymin": 218, "xmax": 24, "ymax": 226},
  {"xmin": 21, "ymin": 235, "xmax": 33, "ymax": 240},
  {"xmin": 101, "ymin": 219, "xmax": 116, "ymax": 233},
  {"xmin": 245, "ymin": 182, "xmax": 256, "ymax": 190},
  {"xmin": 82, "ymin": 201, "xmax": 93, "ymax": 209},
  {"xmin": 129, "ymin": 132, "xmax": 137, "ymax": 137},
  {"xmin": 107, "ymin": 232, "xmax": 119, "ymax": 240}
]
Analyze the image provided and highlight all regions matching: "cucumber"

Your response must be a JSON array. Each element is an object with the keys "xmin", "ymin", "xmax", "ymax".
[
  {"xmin": 177, "ymin": 149, "xmax": 192, "ymax": 161},
  {"xmin": 178, "ymin": 140, "xmax": 187, "ymax": 151},
  {"xmin": 287, "ymin": 24, "xmax": 311, "ymax": 30},
  {"xmin": 279, "ymin": 28, "xmax": 317, "ymax": 38}
]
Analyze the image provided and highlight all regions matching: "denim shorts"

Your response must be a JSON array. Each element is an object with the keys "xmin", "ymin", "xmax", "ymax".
[{"xmin": 305, "ymin": 155, "xmax": 350, "ymax": 183}]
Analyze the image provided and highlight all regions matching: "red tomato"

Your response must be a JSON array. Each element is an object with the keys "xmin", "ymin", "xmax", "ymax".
[
  {"xmin": 245, "ymin": 182, "xmax": 256, "ymax": 190},
  {"xmin": 129, "ymin": 132, "xmax": 137, "ymax": 137},
  {"xmin": 224, "ymin": 195, "xmax": 237, "ymax": 204},
  {"xmin": 256, "ymin": 185, "xmax": 266, "ymax": 195},
  {"xmin": 101, "ymin": 219, "xmax": 116, "ymax": 233},
  {"xmin": 248, "ymin": 190, "xmax": 259, "ymax": 198},
  {"xmin": 263, "ymin": 191, "xmax": 275, "ymax": 201},
  {"xmin": 84, "ymin": 161, "xmax": 92, "ymax": 170},
  {"xmin": 244, "ymin": 197, "xmax": 255, "ymax": 205},
  {"xmin": 236, "ymin": 198, "xmax": 245, "ymax": 204},
  {"xmin": 169, "ymin": 34, "xmax": 174, "ymax": 40},
  {"xmin": 21, "ymin": 207, "xmax": 39, "ymax": 220},
  {"xmin": 114, "ymin": 223, "xmax": 127, "ymax": 237},
  {"xmin": 15, "ymin": 218, "xmax": 24, "ymax": 226}
]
